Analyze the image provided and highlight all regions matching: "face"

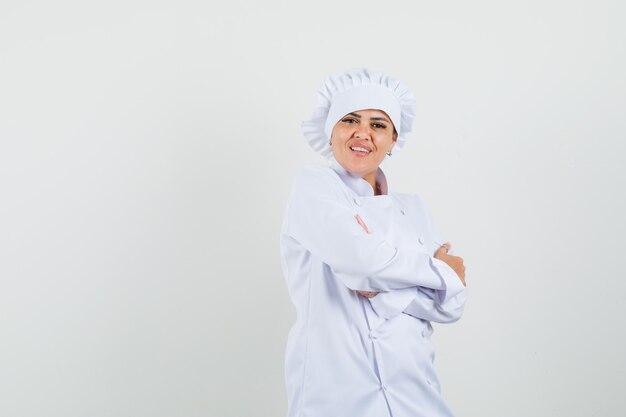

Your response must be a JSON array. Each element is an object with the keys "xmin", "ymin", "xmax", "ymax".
[{"xmin": 330, "ymin": 109, "xmax": 397, "ymax": 184}]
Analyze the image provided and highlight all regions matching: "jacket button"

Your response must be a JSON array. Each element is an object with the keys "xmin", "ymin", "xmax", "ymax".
[
  {"xmin": 353, "ymin": 197, "xmax": 361, "ymax": 206},
  {"xmin": 418, "ymin": 236, "xmax": 424, "ymax": 244},
  {"xmin": 400, "ymin": 209, "xmax": 405, "ymax": 215},
  {"xmin": 369, "ymin": 331, "xmax": 378, "ymax": 340}
]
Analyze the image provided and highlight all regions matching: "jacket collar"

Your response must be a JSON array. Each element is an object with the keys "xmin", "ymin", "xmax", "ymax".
[{"xmin": 329, "ymin": 158, "xmax": 389, "ymax": 197}]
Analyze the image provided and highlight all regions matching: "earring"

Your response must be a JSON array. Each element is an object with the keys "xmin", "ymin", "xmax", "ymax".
[
  {"xmin": 328, "ymin": 140, "xmax": 332, "ymax": 146},
  {"xmin": 386, "ymin": 150, "xmax": 392, "ymax": 156}
]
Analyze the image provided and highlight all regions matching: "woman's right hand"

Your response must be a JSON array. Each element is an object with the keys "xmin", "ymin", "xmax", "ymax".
[{"xmin": 434, "ymin": 243, "xmax": 466, "ymax": 286}]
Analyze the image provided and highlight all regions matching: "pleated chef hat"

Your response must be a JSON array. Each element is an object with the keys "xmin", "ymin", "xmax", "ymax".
[{"xmin": 301, "ymin": 68, "xmax": 417, "ymax": 158}]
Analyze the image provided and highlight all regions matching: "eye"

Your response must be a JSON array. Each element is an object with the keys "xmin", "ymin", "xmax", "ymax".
[
  {"xmin": 341, "ymin": 117, "xmax": 358, "ymax": 124},
  {"xmin": 372, "ymin": 123, "xmax": 387, "ymax": 129}
]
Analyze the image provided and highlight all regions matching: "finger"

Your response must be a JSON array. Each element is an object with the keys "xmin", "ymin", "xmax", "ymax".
[
  {"xmin": 356, "ymin": 290, "xmax": 378, "ymax": 298},
  {"xmin": 434, "ymin": 242, "xmax": 451, "ymax": 258},
  {"xmin": 434, "ymin": 246, "xmax": 447, "ymax": 258}
]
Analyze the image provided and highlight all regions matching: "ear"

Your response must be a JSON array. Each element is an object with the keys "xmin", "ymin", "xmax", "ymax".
[{"xmin": 388, "ymin": 132, "xmax": 398, "ymax": 154}]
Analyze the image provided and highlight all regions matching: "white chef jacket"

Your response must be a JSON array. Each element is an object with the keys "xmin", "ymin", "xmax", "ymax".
[{"xmin": 280, "ymin": 160, "xmax": 467, "ymax": 417}]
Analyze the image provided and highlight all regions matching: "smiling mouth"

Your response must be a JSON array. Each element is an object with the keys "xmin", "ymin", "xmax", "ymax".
[{"xmin": 350, "ymin": 146, "xmax": 371, "ymax": 155}]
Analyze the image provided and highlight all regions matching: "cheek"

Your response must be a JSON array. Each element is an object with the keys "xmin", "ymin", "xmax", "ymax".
[
  {"xmin": 373, "ymin": 134, "xmax": 393, "ymax": 148},
  {"xmin": 332, "ymin": 126, "xmax": 352, "ymax": 143}
]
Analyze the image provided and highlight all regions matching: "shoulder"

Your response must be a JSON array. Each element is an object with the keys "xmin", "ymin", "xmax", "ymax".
[
  {"xmin": 285, "ymin": 164, "xmax": 353, "ymax": 217},
  {"xmin": 292, "ymin": 164, "xmax": 342, "ymax": 190},
  {"xmin": 294, "ymin": 163, "xmax": 335, "ymax": 180}
]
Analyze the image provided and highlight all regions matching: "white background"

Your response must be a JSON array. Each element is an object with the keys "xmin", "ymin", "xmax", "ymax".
[{"xmin": 1, "ymin": 1, "xmax": 625, "ymax": 416}]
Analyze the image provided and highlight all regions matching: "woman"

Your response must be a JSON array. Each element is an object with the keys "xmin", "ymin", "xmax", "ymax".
[{"xmin": 280, "ymin": 68, "xmax": 467, "ymax": 417}]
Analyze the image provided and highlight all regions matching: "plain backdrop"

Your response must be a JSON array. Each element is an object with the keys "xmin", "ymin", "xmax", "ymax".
[{"xmin": 1, "ymin": 1, "xmax": 625, "ymax": 416}]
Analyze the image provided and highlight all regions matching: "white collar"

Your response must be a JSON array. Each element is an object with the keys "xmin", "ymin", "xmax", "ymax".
[{"xmin": 329, "ymin": 158, "xmax": 389, "ymax": 197}]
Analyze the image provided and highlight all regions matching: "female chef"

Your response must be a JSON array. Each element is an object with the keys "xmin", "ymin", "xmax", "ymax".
[{"xmin": 280, "ymin": 68, "xmax": 467, "ymax": 417}]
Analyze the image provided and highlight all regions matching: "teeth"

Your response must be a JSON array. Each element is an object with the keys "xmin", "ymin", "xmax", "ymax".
[{"xmin": 350, "ymin": 146, "xmax": 370, "ymax": 153}]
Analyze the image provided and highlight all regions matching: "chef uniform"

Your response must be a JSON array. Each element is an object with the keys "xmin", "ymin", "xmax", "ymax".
[{"xmin": 281, "ymin": 68, "xmax": 467, "ymax": 417}]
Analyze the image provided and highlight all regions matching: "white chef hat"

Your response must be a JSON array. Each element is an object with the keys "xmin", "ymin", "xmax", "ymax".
[{"xmin": 301, "ymin": 68, "xmax": 417, "ymax": 158}]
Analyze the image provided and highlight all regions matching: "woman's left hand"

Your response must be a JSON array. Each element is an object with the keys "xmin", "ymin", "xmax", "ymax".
[{"xmin": 356, "ymin": 291, "xmax": 378, "ymax": 298}]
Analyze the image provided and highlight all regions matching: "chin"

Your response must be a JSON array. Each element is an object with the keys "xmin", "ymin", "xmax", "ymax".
[{"xmin": 346, "ymin": 164, "xmax": 372, "ymax": 178}]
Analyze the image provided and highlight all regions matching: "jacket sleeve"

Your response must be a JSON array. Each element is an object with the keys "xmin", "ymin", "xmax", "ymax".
[
  {"xmin": 285, "ymin": 166, "xmax": 456, "ymax": 292},
  {"xmin": 403, "ymin": 285, "xmax": 467, "ymax": 323},
  {"xmin": 368, "ymin": 261, "xmax": 466, "ymax": 323},
  {"xmin": 367, "ymin": 196, "xmax": 467, "ymax": 322}
]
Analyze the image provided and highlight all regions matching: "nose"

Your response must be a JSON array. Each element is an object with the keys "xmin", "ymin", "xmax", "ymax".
[{"xmin": 354, "ymin": 124, "xmax": 371, "ymax": 140}]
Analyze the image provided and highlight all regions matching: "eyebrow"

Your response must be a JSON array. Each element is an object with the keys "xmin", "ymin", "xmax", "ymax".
[{"xmin": 347, "ymin": 112, "xmax": 391, "ymax": 123}]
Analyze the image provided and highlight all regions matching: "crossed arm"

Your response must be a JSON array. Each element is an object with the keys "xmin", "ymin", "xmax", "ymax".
[
  {"xmin": 357, "ymin": 243, "xmax": 467, "ymax": 323},
  {"xmin": 287, "ymin": 166, "xmax": 467, "ymax": 322}
]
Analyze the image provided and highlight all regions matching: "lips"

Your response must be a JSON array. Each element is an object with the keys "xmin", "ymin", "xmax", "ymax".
[{"xmin": 349, "ymin": 142, "xmax": 372, "ymax": 155}]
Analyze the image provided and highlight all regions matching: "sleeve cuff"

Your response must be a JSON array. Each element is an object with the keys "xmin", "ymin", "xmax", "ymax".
[
  {"xmin": 368, "ymin": 288, "xmax": 417, "ymax": 319},
  {"xmin": 430, "ymin": 256, "xmax": 466, "ymax": 303}
]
